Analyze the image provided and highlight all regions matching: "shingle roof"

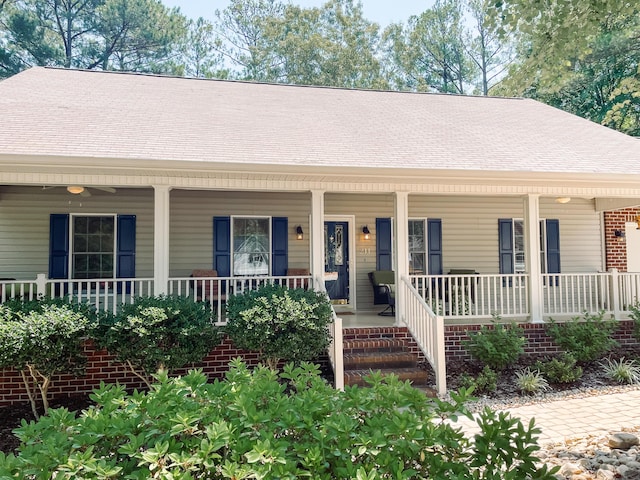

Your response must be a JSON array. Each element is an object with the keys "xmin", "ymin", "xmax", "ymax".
[{"xmin": 1, "ymin": 66, "xmax": 639, "ymax": 175}]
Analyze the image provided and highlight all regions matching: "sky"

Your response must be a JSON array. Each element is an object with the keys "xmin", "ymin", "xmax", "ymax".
[{"xmin": 162, "ymin": 0, "xmax": 435, "ymax": 27}]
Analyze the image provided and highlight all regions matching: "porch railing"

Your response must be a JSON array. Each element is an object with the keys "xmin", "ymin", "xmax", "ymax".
[
  {"xmin": 410, "ymin": 274, "xmax": 529, "ymax": 320},
  {"xmin": 167, "ymin": 274, "xmax": 314, "ymax": 325},
  {"xmin": 0, "ymin": 274, "xmax": 154, "ymax": 311},
  {"xmin": 542, "ymin": 272, "xmax": 612, "ymax": 317},
  {"xmin": 328, "ymin": 311, "xmax": 344, "ymax": 390},
  {"xmin": 401, "ymin": 276, "xmax": 446, "ymax": 395}
]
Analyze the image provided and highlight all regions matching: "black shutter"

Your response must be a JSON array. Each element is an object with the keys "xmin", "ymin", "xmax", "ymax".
[
  {"xmin": 376, "ymin": 218, "xmax": 392, "ymax": 271},
  {"xmin": 49, "ymin": 214, "xmax": 69, "ymax": 279},
  {"xmin": 271, "ymin": 217, "xmax": 288, "ymax": 276},
  {"xmin": 427, "ymin": 219, "xmax": 443, "ymax": 275},
  {"xmin": 213, "ymin": 216, "xmax": 231, "ymax": 277}
]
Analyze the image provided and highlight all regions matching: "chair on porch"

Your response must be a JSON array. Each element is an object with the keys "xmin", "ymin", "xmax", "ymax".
[
  {"xmin": 190, "ymin": 269, "xmax": 226, "ymax": 302},
  {"xmin": 368, "ymin": 270, "xmax": 395, "ymax": 316},
  {"xmin": 285, "ymin": 268, "xmax": 310, "ymax": 289}
]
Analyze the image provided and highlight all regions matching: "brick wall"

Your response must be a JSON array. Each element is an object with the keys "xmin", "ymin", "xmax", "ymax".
[
  {"xmin": 604, "ymin": 207, "xmax": 640, "ymax": 271},
  {"xmin": 0, "ymin": 336, "xmax": 263, "ymax": 407},
  {"xmin": 444, "ymin": 320, "xmax": 638, "ymax": 363}
]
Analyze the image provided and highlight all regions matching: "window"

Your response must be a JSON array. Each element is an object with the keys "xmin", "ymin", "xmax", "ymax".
[
  {"xmin": 232, "ymin": 217, "xmax": 270, "ymax": 275},
  {"xmin": 71, "ymin": 215, "xmax": 115, "ymax": 279},
  {"xmin": 408, "ymin": 219, "xmax": 426, "ymax": 274},
  {"xmin": 500, "ymin": 219, "xmax": 558, "ymax": 275}
]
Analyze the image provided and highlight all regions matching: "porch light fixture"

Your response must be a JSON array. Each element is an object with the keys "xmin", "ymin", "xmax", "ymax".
[
  {"xmin": 362, "ymin": 225, "xmax": 370, "ymax": 240},
  {"xmin": 296, "ymin": 225, "xmax": 304, "ymax": 240},
  {"xmin": 615, "ymin": 229, "xmax": 625, "ymax": 241},
  {"xmin": 66, "ymin": 185, "xmax": 85, "ymax": 195},
  {"xmin": 555, "ymin": 197, "xmax": 571, "ymax": 204}
]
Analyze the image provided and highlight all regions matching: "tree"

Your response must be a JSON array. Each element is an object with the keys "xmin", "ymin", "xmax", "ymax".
[
  {"xmin": 465, "ymin": 0, "xmax": 513, "ymax": 95},
  {"xmin": 212, "ymin": 0, "xmax": 285, "ymax": 81},
  {"xmin": 0, "ymin": 0, "xmax": 187, "ymax": 77},
  {"xmin": 382, "ymin": 0, "xmax": 474, "ymax": 93},
  {"xmin": 175, "ymin": 17, "xmax": 227, "ymax": 78},
  {"xmin": 270, "ymin": 0, "xmax": 387, "ymax": 89}
]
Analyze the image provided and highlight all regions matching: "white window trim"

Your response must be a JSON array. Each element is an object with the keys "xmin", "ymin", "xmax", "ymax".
[
  {"xmin": 231, "ymin": 215, "xmax": 272, "ymax": 276},
  {"xmin": 69, "ymin": 213, "xmax": 117, "ymax": 279},
  {"xmin": 513, "ymin": 218, "xmax": 547, "ymax": 274},
  {"xmin": 408, "ymin": 217, "xmax": 428, "ymax": 275}
]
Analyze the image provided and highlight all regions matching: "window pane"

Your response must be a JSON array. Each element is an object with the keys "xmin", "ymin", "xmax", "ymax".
[
  {"xmin": 233, "ymin": 218, "xmax": 270, "ymax": 275},
  {"xmin": 408, "ymin": 220, "xmax": 426, "ymax": 274},
  {"xmin": 514, "ymin": 220, "xmax": 525, "ymax": 273},
  {"xmin": 71, "ymin": 215, "xmax": 115, "ymax": 279}
]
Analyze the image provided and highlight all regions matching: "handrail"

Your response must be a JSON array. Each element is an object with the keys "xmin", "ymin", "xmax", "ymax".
[
  {"xmin": 401, "ymin": 276, "xmax": 446, "ymax": 395},
  {"xmin": 328, "ymin": 309, "xmax": 344, "ymax": 391}
]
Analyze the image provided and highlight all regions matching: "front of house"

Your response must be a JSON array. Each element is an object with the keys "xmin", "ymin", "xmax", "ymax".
[{"xmin": 2, "ymin": 67, "xmax": 640, "ymax": 394}]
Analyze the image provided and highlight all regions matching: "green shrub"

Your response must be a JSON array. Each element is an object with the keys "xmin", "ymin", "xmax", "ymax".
[
  {"xmin": 534, "ymin": 353, "xmax": 583, "ymax": 384},
  {"xmin": 0, "ymin": 303, "xmax": 94, "ymax": 418},
  {"xmin": 0, "ymin": 360, "xmax": 559, "ymax": 479},
  {"xmin": 600, "ymin": 357, "xmax": 640, "ymax": 384},
  {"xmin": 225, "ymin": 284, "xmax": 333, "ymax": 369},
  {"xmin": 515, "ymin": 368, "xmax": 550, "ymax": 394},
  {"xmin": 546, "ymin": 312, "xmax": 619, "ymax": 363},
  {"xmin": 463, "ymin": 316, "xmax": 526, "ymax": 370},
  {"xmin": 460, "ymin": 365, "xmax": 498, "ymax": 394},
  {"xmin": 94, "ymin": 295, "xmax": 220, "ymax": 387}
]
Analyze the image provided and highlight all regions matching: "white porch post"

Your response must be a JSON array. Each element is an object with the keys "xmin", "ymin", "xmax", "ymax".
[
  {"xmin": 394, "ymin": 192, "xmax": 409, "ymax": 326},
  {"xmin": 524, "ymin": 194, "xmax": 543, "ymax": 323},
  {"xmin": 311, "ymin": 190, "xmax": 326, "ymax": 292},
  {"xmin": 153, "ymin": 185, "xmax": 171, "ymax": 295}
]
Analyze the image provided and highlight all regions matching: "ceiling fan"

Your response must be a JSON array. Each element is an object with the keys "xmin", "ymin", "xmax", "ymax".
[{"xmin": 42, "ymin": 185, "xmax": 117, "ymax": 197}]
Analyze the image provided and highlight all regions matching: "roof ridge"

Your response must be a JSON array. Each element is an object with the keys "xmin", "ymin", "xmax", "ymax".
[{"xmin": 38, "ymin": 66, "xmax": 525, "ymax": 101}]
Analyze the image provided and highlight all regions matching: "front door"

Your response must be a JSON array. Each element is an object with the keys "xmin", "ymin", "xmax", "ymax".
[
  {"xmin": 626, "ymin": 222, "xmax": 640, "ymax": 272},
  {"xmin": 324, "ymin": 221, "xmax": 349, "ymax": 303}
]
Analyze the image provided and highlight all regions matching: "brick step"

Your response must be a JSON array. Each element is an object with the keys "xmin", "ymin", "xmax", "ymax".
[
  {"xmin": 343, "ymin": 338, "xmax": 408, "ymax": 354},
  {"xmin": 343, "ymin": 351, "xmax": 417, "ymax": 370},
  {"xmin": 344, "ymin": 367, "xmax": 429, "ymax": 387}
]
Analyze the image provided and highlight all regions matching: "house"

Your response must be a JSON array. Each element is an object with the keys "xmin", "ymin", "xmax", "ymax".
[{"xmin": 1, "ymin": 67, "xmax": 640, "ymax": 396}]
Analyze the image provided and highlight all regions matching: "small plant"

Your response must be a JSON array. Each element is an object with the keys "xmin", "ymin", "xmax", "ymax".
[
  {"xmin": 600, "ymin": 357, "xmax": 640, "ymax": 384},
  {"xmin": 94, "ymin": 295, "xmax": 220, "ymax": 387},
  {"xmin": 534, "ymin": 353, "xmax": 583, "ymax": 384},
  {"xmin": 459, "ymin": 365, "xmax": 498, "ymax": 394},
  {"xmin": 515, "ymin": 368, "xmax": 550, "ymax": 394},
  {"xmin": 225, "ymin": 284, "xmax": 333, "ymax": 369},
  {"xmin": 546, "ymin": 311, "xmax": 619, "ymax": 363},
  {"xmin": 463, "ymin": 315, "xmax": 526, "ymax": 370},
  {"xmin": 0, "ymin": 302, "xmax": 94, "ymax": 418}
]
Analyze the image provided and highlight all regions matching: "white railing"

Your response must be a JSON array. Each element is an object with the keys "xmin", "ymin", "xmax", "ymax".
[
  {"xmin": 615, "ymin": 271, "xmax": 640, "ymax": 314},
  {"xmin": 410, "ymin": 274, "xmax": 529, "ymax": 320},
  {"xmin": 542, "ymin": 272, "xmax": 612, "ymax": 316},
  {"xmin": 328, "ymin": 311, "xmax": 344, "ymax": 390},
  {"xmin": 45, "ymin": 277, "xmax": 154, "ymax": 312},
  {"xmin": 167, "ymin": 274, "xmax": 314, "ymax": 325},
  {"xmin": 0, "ymin": 279, "xmax": 38, "ymax": 302},
  {"xmin": 401, "ymin": 276, "xmax": 446, "ymax": 395}
]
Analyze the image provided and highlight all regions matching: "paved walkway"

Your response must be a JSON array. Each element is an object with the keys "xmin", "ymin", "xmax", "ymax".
[{"xmin": 454, "ymin": 389, "xmax": 640, "ymax": 444}]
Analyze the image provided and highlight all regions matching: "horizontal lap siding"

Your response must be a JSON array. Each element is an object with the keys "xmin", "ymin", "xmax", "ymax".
[
  {"xmin": 410, "ymin": 195, "xmax": 603, "ymax": 274},
  {"xmin": 0, "ymin": 186, "xmax": 154, "ymax": 279},
  {"xmin": 540, "ymin": 198, "xmax": 603, "ymax": 272},
  {"xmin": 169, "ymin": 190, "xmax": 312, "ymax": 277},
  {"xmin": 325, "ymin": 193, "xmax": 394, "ymax": 310}
]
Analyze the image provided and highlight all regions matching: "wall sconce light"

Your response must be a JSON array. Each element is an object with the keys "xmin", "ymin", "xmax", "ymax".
[
  {"xmin": 296, "ymin": 225, "xmax": 304, "ymax": 240},
  {"xmin": 362, "ymin": 225, "xmax": 370, "ymax": 240},
  {"xmin": 555, "ymin": 196, "xmax": 571, "ymax": 204},
  {"xmin": 614, "ymin": 229, "xmax": 625, "ymax": 241}
]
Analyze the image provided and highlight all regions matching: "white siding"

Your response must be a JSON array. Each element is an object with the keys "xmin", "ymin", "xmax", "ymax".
[{"xmin": 0, "ymin": 186, "xmax": 154, "ymax": 279}]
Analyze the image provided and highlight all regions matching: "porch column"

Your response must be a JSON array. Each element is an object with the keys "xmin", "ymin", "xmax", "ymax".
[
  {"xmin": 310, "ymin": 190, "xmax": 326, "ymax": 292},
  {"xmin": 394, "ymin": 192, "xmax": 410, "ymax": 326},
  {"xmin": 153, "ymin": 185, "xmax": 171, "ymax": 295},
  {"xmin": 524, "ymin": 194, "xmax": 543, "ymax": 323}
]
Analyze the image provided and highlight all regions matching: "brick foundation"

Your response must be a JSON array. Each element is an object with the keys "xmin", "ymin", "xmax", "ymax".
[
  {"xmin": 604, "ymin": 207, "xmax": 640, "ymax": 272},
  {"xmin": 2, "ymin": 323, "xmax": 638, "ymax": 407}
]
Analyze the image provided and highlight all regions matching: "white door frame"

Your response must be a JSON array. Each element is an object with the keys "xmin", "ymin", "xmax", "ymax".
[
  {"xmin": 626, "ymin": 222, "xmax": 640, "ymax": 272},
  {"xmin": 324, "ymin": 215, "xmax": 357, "ymax": 310}
]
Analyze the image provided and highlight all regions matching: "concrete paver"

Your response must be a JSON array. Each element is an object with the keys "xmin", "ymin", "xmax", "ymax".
[{"xmin": 454, "ymin": 389, "xmax": 640, "ymax": 444}]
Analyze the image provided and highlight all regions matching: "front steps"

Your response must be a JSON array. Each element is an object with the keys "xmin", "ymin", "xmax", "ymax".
[{"xmin": 342, "ymin": 333, "xmax": 435, "ymax": 395}]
